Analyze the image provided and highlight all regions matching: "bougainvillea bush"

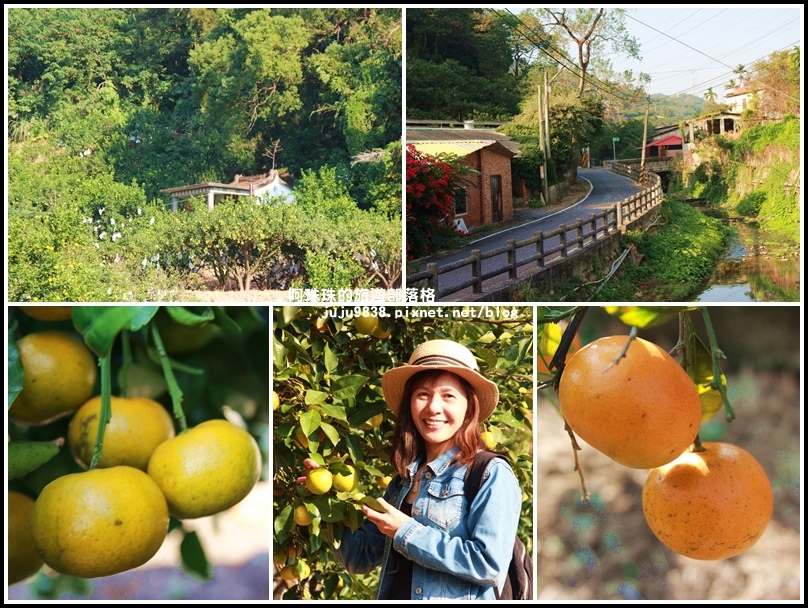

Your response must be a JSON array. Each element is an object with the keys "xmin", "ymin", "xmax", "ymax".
[{"xmin": 405, "ymin": 144, "xmax": 469, "ymax": 260}]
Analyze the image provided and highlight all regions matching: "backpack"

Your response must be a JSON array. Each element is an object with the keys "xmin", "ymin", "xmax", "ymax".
[{"xmin": 464, "ymin": 451, "xmax": 533, "ymax": 600}]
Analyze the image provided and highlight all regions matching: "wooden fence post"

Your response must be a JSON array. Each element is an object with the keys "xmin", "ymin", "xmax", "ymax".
[
  {"xmin": 471, "ymin": 250, "xmax": 482, "ymax": 293},
  {"xmin": 427, "ymin": 263, "xmax": 438, "ymax": 294},
  {"xmin": 507, "ymin": 240, "xmax": 517, "ymax": 279},
  {"xmin": 559, "ymin": 225, "xmax": 568, "ymax": 258},
  {"xmin": 535, "ymin": 231, "xmax": 544, "ymax": 268}
]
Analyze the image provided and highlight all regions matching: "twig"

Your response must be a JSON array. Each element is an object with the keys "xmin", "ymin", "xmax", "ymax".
[{"xmin": 565, "ymin": 421, "xmax": 589, "ymax": 502}]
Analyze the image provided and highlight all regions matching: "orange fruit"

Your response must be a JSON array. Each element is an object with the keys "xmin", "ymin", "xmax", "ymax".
[
  {"xmin": 8, "ymin": 491, "xmax": 44, "ymax": 585},
  {"xmin": 147, "ymin": 419, "xmax": 262, "ymax": 519},
  {"xmin": 354, "ymin": 313, "xmax": 379, "ymax": 336},
  {"xmin": 642, "ymin": 442, "xmax": 773, "ymax": 560},
  {"xmin": 68, "ymin": 396, "xmax": 175, "ymax": 470},
  {"xmin": 305, "ymin": 468, "xmax": 333, "ymax": 495},
  {"xmin": 294, "ymin": 504, "xmax": 312, "ymax": 526},
  {"xmin": 331, "ymin": 465, "xmax": 358, "ymax": 493},
  {"xmin": 156, "ymin": 315, "xmax": 221, "ymax": 355},
  {"xmin": 9, "ymin": 330, "xmax": 98, "ymax": 425},
  {"xmin": 31, "ymin": 466, "xmax": 169, "ymax": 578},
  {"xmin": 558, "ymin": 335, "xmax": 701, "ymax": 469},
  {"xmin": 17, "ymin": 306, "xmax": 73, "ymax": 322}
]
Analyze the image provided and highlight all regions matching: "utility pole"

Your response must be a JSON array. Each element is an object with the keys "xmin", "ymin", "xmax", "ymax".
[
  {"xmin": 538, "ymin": 82, "xmax": 549, "ymax": 206},
  {"xmin": 543, "ymin": 70, "xmax": 551, "ymax": 160},
  {"xmin": 640, "ymin": 96, "xmax": 650, "ymax": 184}
]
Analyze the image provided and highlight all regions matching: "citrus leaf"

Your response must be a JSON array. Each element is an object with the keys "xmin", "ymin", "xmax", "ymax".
[
  {"xmin": 299, "ymin": 410, "xmax": 322, "ymax": 437},
  {"xmin": 324, "ymin": 343, "xmax": 338, "ymax": 373},
  {"xmin": 320, "ymin": 403, "xmax": 348, "ymax": 421},
  {"xmin": 7, "ymin": 331, "xmax": 23, "ymax": 409},
  {"xmin": 305, "ymin": 390, "xmax": 328, "ymax": 405},
  {"xmin": 211, "ymin": 306, "xmax": 242, "ymax": 332},
  {"xmin": 8, "ymin": 439, "xmax": 64, "ymax": 480},
  {"xmin": 331, "ymin": 375, "xmax": 369, "ymax": 400},
  {"xmin": 164, "ymin": 306, "xmax": 215, "ymax": 326},
  {"xmin": 73, "ymin": 306, "xmax": 159, "ymax": 357},
  {"xmin": 180, "ymin": 530, "xmax": 212, "ymax": 582},
  {"xmin": 319, "ymin": 421, "xmax": 340, "ymax": 446},
  {"xmin": 274, "ymin": 503, "xmax": 293, "ymax": 539},
  {"xmin": 604, "ymin": 306, "xmax": 687, "ymax": 329}
]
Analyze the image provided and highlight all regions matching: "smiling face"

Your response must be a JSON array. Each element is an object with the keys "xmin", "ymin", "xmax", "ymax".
[{"xmin": 410, "ymin": 372, "xmax": 470, "ymax": 460}]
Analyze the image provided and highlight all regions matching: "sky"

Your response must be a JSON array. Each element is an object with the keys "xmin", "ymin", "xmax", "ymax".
[{"xmin": 500, "ymin": 5, "xmax": 803, "ymax": 100}]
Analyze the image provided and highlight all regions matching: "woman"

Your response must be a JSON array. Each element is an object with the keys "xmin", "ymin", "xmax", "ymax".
[{"xmin": 301, "ymin": 339, "xmax": 523, "ymax": 600}]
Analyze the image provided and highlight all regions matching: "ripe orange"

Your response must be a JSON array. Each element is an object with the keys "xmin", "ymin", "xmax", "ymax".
[
  {"xmin": 68, "ymin": 396, "xmax": 175, "ymax": 470},
  {"xmin": 305, "ymin": 468, "xmax": 333, "ymax": 495},
  {"xmin": 8, "ymin": 491, "xmax": 44, "ymax": 585},
  {"xmin": 17, "ymin": 306, "xmax": 73, "ymax": 322},
  {"xmin": 558, "ymin": 335, "xmax": 702, "ymax": 469},
  {"xmin": 31, "ymin": 466, "xmax": 169, "ymax": 578},
  {"xmin": 147, "ymin": 419, "xmax": 262, "ymax": 519},
  {"xmin": 294, "ymin": 504, "xmax": 313, "ymax": 526},
  {"xmin": 642, "ymin": 442, "xmax": 773, "ymax": 560},
  {"xmin": 9, "ymin": 330, "xmax": 98, "ymax": 425}
]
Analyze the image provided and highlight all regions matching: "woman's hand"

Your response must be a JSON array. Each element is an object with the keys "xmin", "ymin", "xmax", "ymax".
[
  {"xmin": 362, "ymin": 497, "xmax": 410, "ymax": 538},
  {"xmin": 295, "ymin": 457, "xmax": 321, "ymax": 484}
]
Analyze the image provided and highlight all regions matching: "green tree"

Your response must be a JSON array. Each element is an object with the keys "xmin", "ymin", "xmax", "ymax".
[
  {"xmin": 406, "ymin": 8, "xmax": 522, "ymax": 120},
  {"xmin": 534, "ymin": 8, "xmax": 640, "ymax": 97}
]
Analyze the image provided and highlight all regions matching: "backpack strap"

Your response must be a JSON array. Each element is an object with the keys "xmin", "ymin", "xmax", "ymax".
[
  {"xmin": 464, "ymin": 450, "xmax": 505, "ymax": 599},
  {"xmin": 464, "ymin": 450, "xmax": 502, "ymax": 505}
]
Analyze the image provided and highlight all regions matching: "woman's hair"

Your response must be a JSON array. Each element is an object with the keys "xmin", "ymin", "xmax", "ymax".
[{"xmin": 390, "ymin": 370, "xmax": 485, "ymax": 477}]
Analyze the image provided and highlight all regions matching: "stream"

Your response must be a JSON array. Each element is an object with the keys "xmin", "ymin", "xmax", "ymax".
[{"xmin": 693, "ymin": 211, "xmax": 800, "ymax": 302}]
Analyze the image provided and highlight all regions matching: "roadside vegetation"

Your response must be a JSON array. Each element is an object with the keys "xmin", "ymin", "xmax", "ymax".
[{"xmin": 8, "ymin": 8, "xmax": 402, "ymax": 301}]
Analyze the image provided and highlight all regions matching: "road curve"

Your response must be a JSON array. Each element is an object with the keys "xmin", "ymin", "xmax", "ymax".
[{"xmin": 409, "ymin": 167, "xmax": 644, "ymax": 300}]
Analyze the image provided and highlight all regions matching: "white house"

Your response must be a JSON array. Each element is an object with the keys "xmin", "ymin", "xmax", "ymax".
[{"xmin": 160, "ymin": 170, "xmax": 295, "ymax": 211}]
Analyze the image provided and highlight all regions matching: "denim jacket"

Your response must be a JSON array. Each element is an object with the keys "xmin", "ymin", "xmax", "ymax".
[{"xmin": 335, "ymin": 447, "xmax": 522, "ymax": 600}]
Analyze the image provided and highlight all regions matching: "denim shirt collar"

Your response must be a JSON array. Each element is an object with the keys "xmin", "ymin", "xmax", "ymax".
[{"xmin": 405, "ymin": 446, "xmax": 460, "ymax": 480}]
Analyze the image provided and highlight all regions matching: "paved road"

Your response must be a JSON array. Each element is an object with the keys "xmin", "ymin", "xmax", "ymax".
[{"xmin": 410, "ymin": 168, "xmax": 644, "ymax": 300}]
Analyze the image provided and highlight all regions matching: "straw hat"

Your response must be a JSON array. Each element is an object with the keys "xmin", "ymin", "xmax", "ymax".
[{"xmin": 381, "ymin": 339, "xmax": 500, "ymax": 421}]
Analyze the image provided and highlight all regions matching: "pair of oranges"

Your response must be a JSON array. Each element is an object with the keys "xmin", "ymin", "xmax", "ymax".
[{"xmin": 557, "ymin": 334, "xmax": 773, "ymax": 561}]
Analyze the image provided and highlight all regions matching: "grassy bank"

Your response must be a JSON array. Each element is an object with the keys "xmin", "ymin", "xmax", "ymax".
[{"xmin": 518, "ymin": 199, "xmax": 730, "ymax": 302}]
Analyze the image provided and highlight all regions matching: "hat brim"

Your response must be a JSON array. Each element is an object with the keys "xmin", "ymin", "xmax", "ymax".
[{"xmin": 382, "ymin": 364, "xmax": 500, "ymax": 422}]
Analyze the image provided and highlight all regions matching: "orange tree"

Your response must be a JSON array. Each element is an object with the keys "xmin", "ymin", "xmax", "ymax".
[
  {"xmin": 7, "ymin": 305, "xmax": 269, "ymax": 599},
  {"xmin": 272, "ymin": 305, "xmax": 534, "ymax": 600}
]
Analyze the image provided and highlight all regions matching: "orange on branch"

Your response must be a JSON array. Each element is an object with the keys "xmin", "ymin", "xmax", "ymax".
[
  {"xmin": 642, "ymin": 442, "xmax": 773, "ymax": 560},
  {"xmin": 558, "ymin": 335, "xmax": 701, "ymax": 469}
]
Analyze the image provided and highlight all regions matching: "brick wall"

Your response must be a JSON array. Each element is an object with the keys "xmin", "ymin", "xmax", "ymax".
[{"xmin": 456, "ymin": 148, "xmax": 513, "ymax": 229}]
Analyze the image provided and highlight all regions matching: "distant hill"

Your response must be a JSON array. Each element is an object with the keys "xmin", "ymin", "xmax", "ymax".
[{"xmin": 648, "ymin": 93, "xmax": 706, "ymax": 125}]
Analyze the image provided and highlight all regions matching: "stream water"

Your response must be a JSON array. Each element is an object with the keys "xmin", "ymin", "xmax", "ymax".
[{"xmin": 693, "ymin": 212, "xmax": 800, "ymax": 302}]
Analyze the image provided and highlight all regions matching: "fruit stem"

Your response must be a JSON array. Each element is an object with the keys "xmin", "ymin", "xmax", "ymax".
[
  {"xmin": 150, "ymin": 323, "xmax": 188, "ymax": 432},
  {"xmin": 602, "ymin": 326, "xmax": 637, "ymax": 374},
  {"xmin": 698, "ymin": 307, "xmax": 735, "ymax": 422},
  {"xmin": 89, "ymin": 355, "xmax": 113, "ymax": 470},
  {"xmin": 119, "ymin": 329, "xmax": 133, "ymax": 396},
  {"xmin": 564, "ymin": 421, "xmax": 590, "ymax": 502}
]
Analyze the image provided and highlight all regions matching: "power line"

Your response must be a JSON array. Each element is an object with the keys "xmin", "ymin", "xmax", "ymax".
[
  {"xmin": 491, "ymin": 8, "xmax": 634, "ymax": 103},
  {"xmin": 625, "ymin": 12, "xmax": 800, "ymax": 103}
]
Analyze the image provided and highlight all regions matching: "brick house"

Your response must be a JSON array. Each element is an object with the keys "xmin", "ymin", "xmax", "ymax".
[
  {"xmin": 160, "ymin": 170, "xmax": 294, "ymax": 212},
  {"xmin": 407, "ymin": 126, "xmax": 518, "ymax": 232}
]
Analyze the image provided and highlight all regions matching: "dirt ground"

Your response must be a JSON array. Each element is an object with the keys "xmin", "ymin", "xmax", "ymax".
[{"xmin": 536, "ymin": 335, "xmax": 802, "ymax": 601}]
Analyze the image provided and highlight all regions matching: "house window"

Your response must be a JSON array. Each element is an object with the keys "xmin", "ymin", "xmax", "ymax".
[{"xmin": 454, "ymin": 187, "xmax": 468, "ymax": 216}]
